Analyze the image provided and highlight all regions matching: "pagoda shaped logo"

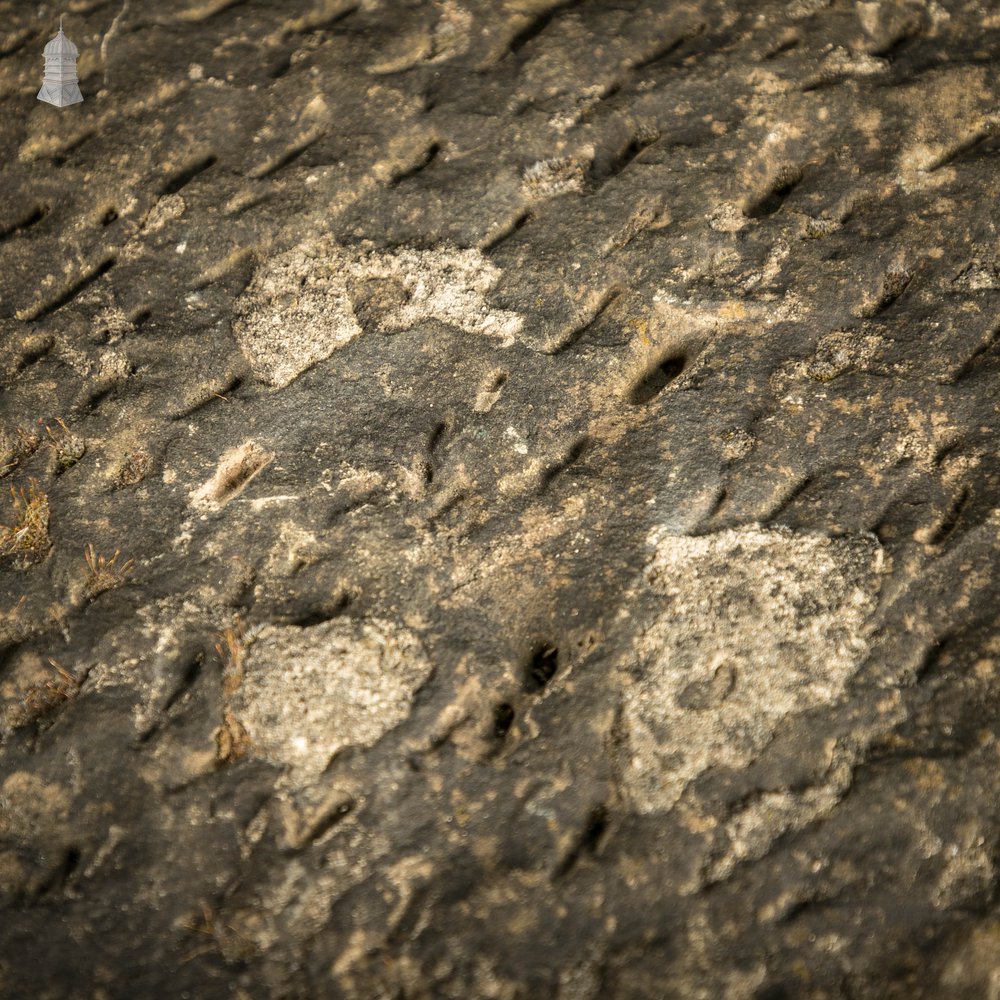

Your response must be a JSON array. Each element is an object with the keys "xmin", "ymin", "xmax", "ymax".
[{"xmin": 38, "ymin": 16, "xmax": 83, "ymax": 108}]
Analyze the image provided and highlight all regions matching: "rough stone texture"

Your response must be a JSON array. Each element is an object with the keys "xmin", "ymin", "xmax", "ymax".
[{"xmin": 1, "ymin": 0, "xmax": 999, "ymax": 998}]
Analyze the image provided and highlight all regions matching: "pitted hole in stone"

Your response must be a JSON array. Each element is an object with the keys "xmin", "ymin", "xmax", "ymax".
[
  {"xmin": 159, "ymin": 154, "xmax": 217, "ymax": 196},
  {"xmin": 481, "ymin": 210, "xmax": 533, "ymax": 253},
  {"xmin": 591, "ymin": 133, "xmax": 658, "ymax": 188},
  {"xmin": 21, "ymin": 254, "xmax": 117, "ymax": 322},
  {"xmin": 953, "ymin": 324, "xmax": 1000, "ymax": 383},
  {"xmin": 562, "ymin": 435, "xmax": 589, "ymax": 467},
  {"xmin": 579, "ymin": 804, "xmax": 608, "ymax": 852},
  {"xmin": 493, "ymin": 702, "xmax": 515, "ymax": 739},
  {"xmin": 540, "ymin": 436, "xmax": 589, "ymax": 490},
  {"xmin": 423, "ymin": 421, "xmax": 450, "ymax": 486},
  {"xmin": 287, "ymin": 592, "xmax": 353, "ymax": 628},
  {"xmin": 505, "ymin": 2, "xmax": 574, "ymax": 59},
  {"xmin": 474, "ymin": 370, "xmax": 509, "ymax": 412},
  {"xmin": 765, "ymin": 33, "xmax": 800, "ymax": 59},
  {"xmin": 213, "ymin": 446, "xmax": 266, "ymax": 499},
  {"xmin": 871, "ymin": 265, "xmax": 913, "ymax": 315},
  {"xmin": 268, "ymin": 51, "xmax": 293, "ymax": 79},
  {"xmin": 291, "ymin": 3, "xmax": 358, "ymax": 34},
  {"xmin": 14, "ymin": 334, "xmax": 54, "ymax": 371},
  {"xmin": 428, "ymin": 420, "xmax": 449, "ymax": 454},
  {"xmin": 549, "ymin": 289, "xmax": 622, "ymax": 354},
  {"xmin": 388, "ymin": 142, "xmax": 441, "ymax": 187},
  {"xmin": 948, "ymin": 132, "xmax": 1000, "ymax": 169},
  {"xmin": 552, "ymin": 803, "xmax": 610, "ymax": 880},
  {"xmin": 755, "ymin": 983, "xmax": 795, "ymax": 1000},
  {"xmin": 870, "ymin": 23, "xmax": 921, "ymax": 60},
  {"xmin": 0, "ymin": 33, "xmax": 31, "ymax": 60},
  {"xmin": 927, "ymin": 486, "xmax": 971, "ymax": 547},
  {"xmin": 746, "ymin": 165, "xmax": 804, "ymax": 219},
  {"xmin": 35, "ymin": 846, "xmax": 81, "ymax": 899},
  {"xmin": 633, "ymin": 25, "xmax": 706, "ymax": 72},
  {"xmin": 162, "ymin": 651, "xmax": 205, "ymax": 714},
  {"xmin": 0, "ymin": 205, "xmax": 49, "ymax": 241},
  {"xmin": 765, "ymin": 475, "xmax": 814, "ymax": 523},
  {"xmin": 523, "ymin": 643, "xmax": 559, "ymax": 694},
  {"xmin": 252, "ymin": 133, "xmax": 324, "ymax": 179},
  {"xmin": 626, "ymin": 352, "xmax": 686, "ymax": 405}
]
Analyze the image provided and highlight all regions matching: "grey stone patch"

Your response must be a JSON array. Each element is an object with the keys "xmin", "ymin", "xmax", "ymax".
[
  {"xmin": 232, "ymin": 239, "xmax": 523, "ymax": 388},
  {"xmin": 619, "ymin": 525, "xmax": 884, "ymax": 814},
  {"xmin": 228, "ymin": 618, "xmax": 433, "ymax": 786}
]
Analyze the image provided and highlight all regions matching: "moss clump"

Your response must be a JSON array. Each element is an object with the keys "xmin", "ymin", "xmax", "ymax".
[
  {"xmin": 83, "ymin": 544, "xmax": 134, "ymax": 599},
  {"xmin": 216, "ymin": 619, "xmax": 247, "ymax": 697},
  {"xmin": 0, "ymin": 425, "xmax": 40, "ymax": 477},
  {"xmin": 214, "ymin": 709, "xmax": 251, "ymax": 763},
  {"xmin": 45, "ymin": 417, "xmax": 85, "ymax": 471},
  {"xmin": 0, "ymin": 479, "xmax": 50, "ymax": 567},
  {"xmin": 115, "ymin": 449, "xmax": 151, "ymax": 488},
  {"xmin": 7, "ymin": 661, "xmax": 80, "ymax": 730},
  {"xmin": 804, "ymin": 217, "xmax": 840, "ymax": 239}
]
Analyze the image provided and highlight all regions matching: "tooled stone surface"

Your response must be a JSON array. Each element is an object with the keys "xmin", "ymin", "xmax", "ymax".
[{"xmin": 1, "ymin": 1, "xmax": 1000, "ymax": 998}]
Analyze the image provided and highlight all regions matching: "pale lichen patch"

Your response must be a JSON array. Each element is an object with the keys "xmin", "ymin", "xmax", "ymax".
[
  {"xmin": 227, "ymin": 618, "xmax": 433, "ymax": 787},
  {"xmin": 232, "ymin": 239, "xmax": 523, "ymax": 388},
  {"xmin": 619, "ymin": 525, "xmax": 884, "ymax": 814}
]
